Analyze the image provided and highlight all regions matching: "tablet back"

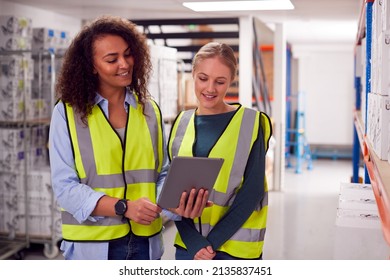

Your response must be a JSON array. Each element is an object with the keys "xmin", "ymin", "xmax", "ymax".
[{"xmin": 157, "ymin": 156, "xmax": 224, "ymax": 208}]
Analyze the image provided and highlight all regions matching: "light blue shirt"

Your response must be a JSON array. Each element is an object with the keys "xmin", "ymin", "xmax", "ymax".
[{"xmin": 49, "ymin": 90, "xmax": 177, "ymax": 260}]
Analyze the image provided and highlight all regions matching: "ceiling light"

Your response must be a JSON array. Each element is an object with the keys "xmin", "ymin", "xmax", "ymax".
[{"xmin": 183, "ymin": 0, "xmax": 295, "ymax": 12}]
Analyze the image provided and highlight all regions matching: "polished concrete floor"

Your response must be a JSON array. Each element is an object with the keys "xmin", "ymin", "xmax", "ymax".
[{"xmin": 8, "ymin": 159, "xmax": 390, "ymax": 260}]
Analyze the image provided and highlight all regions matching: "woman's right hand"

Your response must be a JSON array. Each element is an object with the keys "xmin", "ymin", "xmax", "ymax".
[
  {"xmin": 194, "ymin": 246, "xmax": 216, "ymax": 260},
  {"xmin": 168, "ymin": 188, "xmax": 213, "ymax": 219},
  {"xmin": 125, "ymin": 198, "xmax": 162, "ymax": 225}
]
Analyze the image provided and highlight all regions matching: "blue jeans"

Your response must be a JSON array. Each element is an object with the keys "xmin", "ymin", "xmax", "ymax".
[
  {"xmin": 175, "ymin": 247, "xmax": 261, "ymax": 260},
  {"xmin": 108, "ymin": 232, "xmax": 150, "ymax": 260}
]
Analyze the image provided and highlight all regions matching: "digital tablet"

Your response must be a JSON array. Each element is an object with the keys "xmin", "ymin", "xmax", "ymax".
[{"xmin": 157, "ymin": 156, "xmax": 224, "ymax": 208}]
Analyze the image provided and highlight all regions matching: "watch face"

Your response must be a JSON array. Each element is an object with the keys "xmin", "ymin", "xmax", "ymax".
[{"xmin": 115, "ymin": 199, "xmax": 127, "ymax": 216}]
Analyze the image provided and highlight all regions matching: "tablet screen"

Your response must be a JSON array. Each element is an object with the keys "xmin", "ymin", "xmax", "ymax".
[{"xmin": 157, "ymin": 156, "xmax": 224, "ymax": 208}]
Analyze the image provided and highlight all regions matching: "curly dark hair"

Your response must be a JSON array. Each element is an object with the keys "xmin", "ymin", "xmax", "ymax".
[{"xmin": 56, "ymin": 15, "xmax": 152, "ymax": 123}]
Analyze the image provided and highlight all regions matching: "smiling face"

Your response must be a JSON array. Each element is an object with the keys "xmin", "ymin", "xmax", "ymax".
[
  {"xmin": 92, "ymin": 34, "xmax": 134, "ymax": 96},
  {"xmin": 193, "ymin": 57, "xmax": 233, "ymax": 115}
]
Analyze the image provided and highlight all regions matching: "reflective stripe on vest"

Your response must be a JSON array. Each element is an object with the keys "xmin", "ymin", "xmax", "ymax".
[
  {"xmin": 169, "ymin": 105, "xmax": 271, "ymax": 259},
  {"xmin": 62, "ymin": 97, "xmax": 163, "ymax": 241}
]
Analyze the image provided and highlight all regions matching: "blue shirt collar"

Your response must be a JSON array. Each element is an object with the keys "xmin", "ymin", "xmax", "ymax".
[{"xmin": 94, "ymin": 88, "xmax": 137, "ymax": 109}]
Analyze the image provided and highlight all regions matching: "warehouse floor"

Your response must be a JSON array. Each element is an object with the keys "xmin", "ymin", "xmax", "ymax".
[{"xmin": 10, "ymin": 158, "xmax": 390, "ymax": 260}]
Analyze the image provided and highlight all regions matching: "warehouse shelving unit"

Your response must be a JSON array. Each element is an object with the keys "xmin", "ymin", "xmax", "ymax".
[
  {"xmin": 0, "ymin": 50, "xmax": 31, "ymax": 259},
  {"xmin": 0, "ymin": 49, "xmax": 61, "ymax": 259},
  {"xmin": 352, "ymin": 0, "xmax": 390, "ymax": 246}
]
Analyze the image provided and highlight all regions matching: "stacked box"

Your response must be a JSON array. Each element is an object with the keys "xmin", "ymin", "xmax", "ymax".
[
  {"xmin": 334, "ymin": 183, "xmax": 388, "ymax": 259},
  {"xmin": 0, "ymin": 78, "xmax": 25, "ymax": 100},
  {"xmin": 26, "ymin": 98, "xmax": 51, "ymax": 120},
  {"xmin": 31, "ymin": 28, "xmax": 66, "ymax": 119},
  {"xmin": 0, "ymin": 127, "xmax": 28, "ymax": 172},
  {"xmin": 0, "ymin": 125, "xmax": 50, "ymax": 173},
  {"xmin": 31, "ymin": 55, "xmax": 63, "ymax": 117},
  {"xmin": 0, "ymin": 16, "xmax": 32, "ymax": 51},
  {"xmin": 338, "ymin": 183, "xmax": 377, "ymax": 213},
  {"xmin": 148, "ymin": 44, "xmax": 178, "ymax": 121},
  {"xmin": 24, "ymin": 168, "xmax": 61, "ymax": 238},
  {"xmin": 32, "ymin": 28, "xmax": 56, "ymax": 52},
  {"xmin": 0, "ymin": 168, "xmax": 61, "ymax": 239},
  {"xmin": 371, "ymin": 1, "xmax": 390, "ymax": 96},
  {"xmin": 380, "ymin": 0, "xmax": 390, "ymax": 32},
  {"xmin": 367, "ymin": 93, "xmax": 390, "ymax": 160},
  {"xmin": 32, "ymin": 28, "xmax": 71, "ymax": 53},
  {"xmin": 0, "ymin": 148, "xmax": 25, "ymax": 172},
  {"xmin": 0, "ymin": 54, "xmax": 34, "ymax": 121}
]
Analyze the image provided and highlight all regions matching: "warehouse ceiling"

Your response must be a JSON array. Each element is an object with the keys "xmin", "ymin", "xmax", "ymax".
[{"xmin": 6, "ymin": 0, "xmax": 361, "ymax": 46}]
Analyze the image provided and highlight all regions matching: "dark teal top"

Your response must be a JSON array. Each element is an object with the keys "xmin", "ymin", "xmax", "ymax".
[{"xmin": 174, "ymin": 108, "xmax": 267, "ymax": 259}]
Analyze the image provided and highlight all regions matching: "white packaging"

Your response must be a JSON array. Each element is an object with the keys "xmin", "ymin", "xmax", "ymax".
[
  {"xmin": 30, "ymin": 125, "xmax": 48, "ymax": 147},
  {"xmin": 0, "ymin": 99, "xmax": 26, "ymax": 121},
  {"xmin": 148, "ymin": 44, "xmax": 178, "ymax": 120},
  {"xmin": 27, "ymin": 146, "xmax": 49, "ymax": 169},
  {"xmin": 0, "ymin": 78, "xmax": 24, "ymax": 101},
  {"xmin": 339, "ymin": 182, "xmax": 374, "ymax": 198},
  {"xmin": 32, "ymin": 28, "xmax": 57, "ymax": 52},
  {"xmin": 0, "ymin": 55, "xmax": 34, "ymax": 80},
  {"xmin": 0, "ymin": 127, "xmax": 25, "ymax": 149},
  {"xmin": 367, "ymin": 93, "xmax": 390, "ymax": 160},
  {"xmin": 0, "ymin": 35, "xmax": 32, "ymax": 51},
  {"xmin": 0, "ymin": 15, "xmax": 32, "ymax": 38},
  {"xmin": 0, "ymin": 172, "xmax": 23, "ymax": 196},
  {"xmin": 381, "ymin": 0, "xmax": 390, "ymax": 31},
  {"xmin": 57, "ymin": 30, "xmax": 71, "ymax": 49},
  {"xmin": 375, "ymin": 31, "xmax": 390, "ymax": 95},
  {"xmin": 0, "ymin": 148, "xmax": 25, "ymax": 172},
  {"xmin": 26, "ymin": 98, "xmax": 51, "ymax": 120},
  {"xmin": 27, "ymin": 167, "xmax": 53, "ymax": 200},
  {"xmin": 335, "ymin": 208, "xmax": 381, "ymax": 229},
  {"xmin": 337, "ymin": 182, "xmax": 379, "ymax": 220}
]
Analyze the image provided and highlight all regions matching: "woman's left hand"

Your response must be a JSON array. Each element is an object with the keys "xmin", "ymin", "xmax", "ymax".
[{"xmin": 169, "ymin": 188, "xmax": 212, "ymax": 219}]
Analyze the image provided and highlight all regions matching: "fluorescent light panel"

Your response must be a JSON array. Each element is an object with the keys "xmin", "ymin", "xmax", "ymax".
[{"xmin": 183, "ymin": 0, "xmax": 294, "ymax": 12}]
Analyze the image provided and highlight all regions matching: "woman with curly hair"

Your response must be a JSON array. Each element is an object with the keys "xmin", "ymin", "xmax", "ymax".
[{"xmin": 49, "ymin": 15, "xmax": 208, "ymax": 260}]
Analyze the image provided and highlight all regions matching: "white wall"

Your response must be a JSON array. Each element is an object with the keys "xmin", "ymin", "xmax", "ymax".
[
  {"xmin": 0, "ymin": 0, "xmax": 81, "ymax": 37},
  {"xmin": 292, "ymin": 44, "xmax": 355, "ymax": 146}
]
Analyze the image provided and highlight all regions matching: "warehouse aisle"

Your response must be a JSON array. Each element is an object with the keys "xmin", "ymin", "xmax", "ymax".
[{"xmin": 264, "ymin": 158, "xmax": 355, "ymax": 260}]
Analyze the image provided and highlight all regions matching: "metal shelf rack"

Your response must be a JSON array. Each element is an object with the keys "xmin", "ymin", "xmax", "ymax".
[
  {"xmin": 352, "ymin": 0, "xmax": 390, "ymax": 247},
  {"xmin": 0, "ymin": 49, "xmax": 61, "ymax": 259}
]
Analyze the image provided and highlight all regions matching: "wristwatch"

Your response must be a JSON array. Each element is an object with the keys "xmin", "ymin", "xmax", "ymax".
[{"xmin": 114, "ymin": 199, "xmax": 128, "ymax": 216}]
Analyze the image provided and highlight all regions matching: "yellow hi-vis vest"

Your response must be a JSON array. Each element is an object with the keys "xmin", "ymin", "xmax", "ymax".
[
  {"xmin": 168, "ymin": 104, "xmax": 272, "ymax": 259},
  {"xmin": 62, "ymin": 97, "xmax": 164, "ymax": 241}
]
